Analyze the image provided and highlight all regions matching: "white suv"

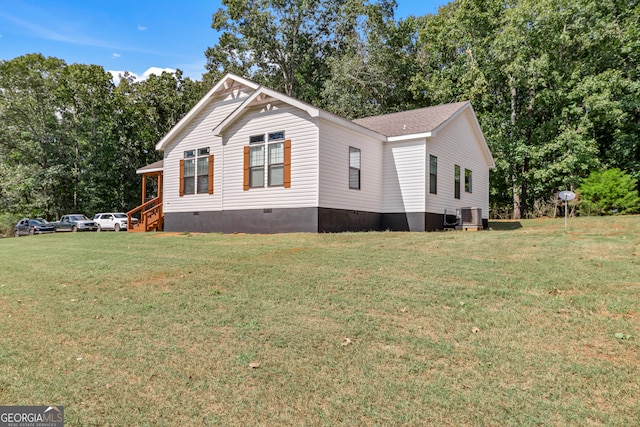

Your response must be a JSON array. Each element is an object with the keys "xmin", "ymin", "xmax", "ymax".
[{"xmin": 93, "ymin": 212, "xmax": 137, "ymax": 232}]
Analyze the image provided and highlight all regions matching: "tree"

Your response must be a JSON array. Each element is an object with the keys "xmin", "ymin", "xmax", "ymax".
[
  {"xmin": 205, "ymin": 0, "xmax": 391, "ymax": 104},
  {"xmin": 412, "ymin": 0, "xmax": 640, "ymax": 218},
  {"xmin": 578, "ymin": 168, "xmax": 640, "ymax": 215},
  {"xmin": 0, "ymin": 55, "xmax": 206, "ymax": 218},
  {"xmin": 321, "ymin": 8, "xmax": 422, "ymax": 119},
  {"xmin": 0, "ymin": 54, "xmax": 67, "ymax": 218}
]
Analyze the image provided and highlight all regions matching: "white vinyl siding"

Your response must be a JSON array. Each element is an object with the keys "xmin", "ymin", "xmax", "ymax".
[
  {"xmin": 318, "ymin": 119, "xmax": 383, "ymax": 212},
  {"xmin": 425, "ymin": 109, "xmax": 491, "ymax": 219},
  {"xmin": 163, "ymin": 90, "xmax": 251, "ymax": 213},
  {"xmin": 382, "ymin": 139, "xmax": 426, "ymax": 213},
  {"xmin": 222, "ymin": 103, "xmax": 318, "ymax": 210}
]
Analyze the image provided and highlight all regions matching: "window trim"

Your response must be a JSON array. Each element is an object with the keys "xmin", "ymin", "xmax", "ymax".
[
  {"xmin": 248, "ymin": 145, "xmax": 265, "ymax": 188},
  {"xmin": 429, "ymin": 155, "xmax": 437, "ymax": 195},
  {"xmin": 349, "ymin": 146, "xmax": 361, "ymax": 190},
  {"xmin": 454, "ymin": 165, "xmax": 461, "ymax": 199},
  {"xmin": 268, "ymin": 141, "xmax": 285, "ymax": 187},
  {"xmin": 180, "ymin": 147, "xmax": 212, "ymax": 196},
  {"xmin": 244, "ymin": 132, "xmax": 290, "ymax": 190},
  {"xmin": 183, "ymin": 158, "xmax": 196, "ymax": 195}
]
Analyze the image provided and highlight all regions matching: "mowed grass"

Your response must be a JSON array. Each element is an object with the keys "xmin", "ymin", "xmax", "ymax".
[{"xmin": 1, "ymin": 216, "xmax": 639, "ymax": 426}]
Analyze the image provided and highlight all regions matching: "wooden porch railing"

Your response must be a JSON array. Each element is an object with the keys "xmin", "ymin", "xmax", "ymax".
[{"xmin": 127, "ymin": 196, "xmax": 164, "ymax": 232}]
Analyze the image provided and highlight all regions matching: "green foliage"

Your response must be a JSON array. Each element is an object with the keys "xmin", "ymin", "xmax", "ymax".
[
  {"xmin": 0, "ymin": 212, "xmax": 21, "ymax": 237},
  {"xmin": 205, "ymin": 0, "xmax": 399, "ymax": 104},
  {"xmin": 578, "ymin": 168, "xmax": 640, "ymax": 215},
  {"xmin": 0, "ymin": 55, "xmax": 206, "ymax": 218},
  {"xmin": 411, "ymin": 0, "xmax": 640, "ymax": 218},
  {"xmin": 2, "ymin": 0, "xmax": 640, "ymax": 219}
]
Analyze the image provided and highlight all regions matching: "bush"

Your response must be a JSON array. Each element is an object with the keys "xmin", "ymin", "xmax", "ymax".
[
  {"xmin": 0, "ymin": 212, "xmax": 21, "ymax": 237},
  {"xmin": 578, "ymin": 168, "xmax": 640, "ymax": 215}
]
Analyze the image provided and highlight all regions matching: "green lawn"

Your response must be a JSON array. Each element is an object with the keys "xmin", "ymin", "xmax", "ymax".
[{"xmin": 1, "ymin": 216, "xmax": 639, "ymax": 426}]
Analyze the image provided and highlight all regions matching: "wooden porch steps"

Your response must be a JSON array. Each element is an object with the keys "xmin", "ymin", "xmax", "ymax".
[{"xmin": 127, "ymin": 196, "xmax": 164, "ymax": 233}]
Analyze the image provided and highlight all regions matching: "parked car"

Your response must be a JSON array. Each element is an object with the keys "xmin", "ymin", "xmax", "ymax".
[
  {"xmin": 14, "ymin": 218, "xmax": 55, "ymax": 237},
  {"xmin": 93, "ymin": 212, "xmax": 138, "ymax": 232},
  {"xmin": 51, "ymin": 214, "xmax": 98, "ymax": 232}
]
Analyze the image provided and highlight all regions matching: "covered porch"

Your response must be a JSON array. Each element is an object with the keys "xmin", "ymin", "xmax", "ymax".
[{"xmin": 127, "ymin": 160, "xmax": 164, "ymax": 232}]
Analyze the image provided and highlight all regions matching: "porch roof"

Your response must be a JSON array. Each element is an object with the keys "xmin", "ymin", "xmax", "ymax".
[{"xmin": 136, "ymin": 160, "xmax": 164, "ymax": 174}]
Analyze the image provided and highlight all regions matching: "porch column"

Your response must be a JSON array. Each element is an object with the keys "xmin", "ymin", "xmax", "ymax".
[{"xmin": 141, "ymin": 174, "xmax": 147, "ymax": 205}]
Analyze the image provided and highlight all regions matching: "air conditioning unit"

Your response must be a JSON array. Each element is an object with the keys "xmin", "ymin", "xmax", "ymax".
[{"xmin": 457, "ymin": 207, "xmax": 483, "ymax": 231}]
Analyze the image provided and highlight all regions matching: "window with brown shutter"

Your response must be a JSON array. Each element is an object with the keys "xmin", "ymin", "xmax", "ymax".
[
  {"xmin": 245, "ymin": 133, "xmax": 290, "ymax": 189},
  {"xmin": 284, "ymin": 139, "xmax": 291, "ymax": 188},
  {"xmin": 179, "ymin": 159, "xmax": 185, "ymax": 197},
  {"xmin": 243, "ymin": 146, "xmax": 250, "ymax": 191},
  {"xmin": 208, "ymin": 154, "xmax": 214, "ymax": 194}
]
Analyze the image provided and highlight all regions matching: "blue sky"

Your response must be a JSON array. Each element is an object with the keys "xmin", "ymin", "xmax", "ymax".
[{"xmin": 0, "ymin": 0, "xmax": 447, "ymax": 82}]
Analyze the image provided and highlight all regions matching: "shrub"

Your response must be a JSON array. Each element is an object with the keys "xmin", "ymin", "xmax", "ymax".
[
  {"xmin": 578, "ymin": 168, "xmax": 640, "ymax": 215},
  {"xmin": 0, "ymin": 212, "xmax": 22, "ymax": 237}
]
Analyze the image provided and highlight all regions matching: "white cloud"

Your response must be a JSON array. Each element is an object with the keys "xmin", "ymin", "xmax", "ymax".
[
  {"xmin": 138, "ymin": 25, "xmax": 147, "ymax": 31},
  {"xmin": 108, "ymin": 70, "xmax": 137, "ymax": 85},
  {"xmin": 112, "ymin": 53, "xmax": 121, "ymax": 58},
  {"xmin": 108, "ymin": 67, "xmax": 176, "ymax": 85},
  {"xmin": 142, "ymin": 67, "xmax": 176, "ymax": 79}
]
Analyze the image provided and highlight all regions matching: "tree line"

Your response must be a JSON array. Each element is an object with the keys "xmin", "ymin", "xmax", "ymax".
[
  {"xmin": 1, "ymin": 0, "xmax": 638, "ymax": 228},
  {"xmin": 0, "ymin": 56, "xmax": 207, "ymax": 225}
]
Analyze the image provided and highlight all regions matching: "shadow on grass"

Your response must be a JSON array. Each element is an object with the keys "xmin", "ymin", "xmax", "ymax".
[{"xmin": 488, "ymin": 221, "xmax": 523, "ymax": 231}]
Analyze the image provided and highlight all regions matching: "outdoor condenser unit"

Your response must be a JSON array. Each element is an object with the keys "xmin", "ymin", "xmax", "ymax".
[{"xmin": 457, "ymin": 207, "xmax": 483, "ymax": 231}]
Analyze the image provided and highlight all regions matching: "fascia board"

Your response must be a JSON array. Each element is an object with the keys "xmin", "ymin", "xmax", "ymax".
[
  {"xmin": 213, "ymin": 87, "xmax": 322, "ymax": 137},
  {"xmin": 386, "ymin": 132, "xmax": 432, "ymax": 142},
  {"xmin": 317, "ymin": 111, "xmax": 386, "ymax": 140},
  {"xmin": 155, "ymin": 73, "xmax": 259, "ymax": 151},
  {"xmin": 136, "ymin": 167, "xmax": 163, "ymax": 174},
  {"xmin": 430, "ymin": 102, "xmax": 495, "ymax": 168}
]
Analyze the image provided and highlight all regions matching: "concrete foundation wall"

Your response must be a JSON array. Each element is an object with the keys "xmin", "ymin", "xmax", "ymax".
[{"xmin": 165, "ymin": 208, "xmax": 477, "ymax": 233}]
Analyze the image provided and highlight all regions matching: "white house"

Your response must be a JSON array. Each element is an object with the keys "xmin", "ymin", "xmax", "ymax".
[{"xmin": 129, "ymin": 73, "xmax": 495, "ymax": 233}]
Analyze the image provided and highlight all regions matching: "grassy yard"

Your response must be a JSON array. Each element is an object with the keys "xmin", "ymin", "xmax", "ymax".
[{"xmin": 1, "ymin": 216, "xmax": 639, "ymax": 426}]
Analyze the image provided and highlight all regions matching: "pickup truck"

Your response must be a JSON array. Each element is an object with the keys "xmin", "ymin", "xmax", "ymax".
[{"xmin": 52, "ymin": 214, "xmax": 98, "ymax": 232}]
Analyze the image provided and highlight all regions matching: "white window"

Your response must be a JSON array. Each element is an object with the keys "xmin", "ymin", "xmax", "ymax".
[
  {"xmin": 249, "ymin": 145, "xmax": 265, "ymax": 188},
  {"xmin": 349, "ymin": 147, "xmax": 361, "ymax": 190},
  {"xmin": 248, "ymin": 131, "xmax": 285, "ymax": 188},
  {"xmin": 183, "ymin": 147, "xmax": 210, "ymax": 195}
]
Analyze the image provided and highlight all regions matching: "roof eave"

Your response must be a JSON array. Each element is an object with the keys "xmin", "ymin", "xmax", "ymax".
[
  {"xmin": 156, "ymin": 73, "xmax": 260, "ymax": 151},
  {"xmin": 213, "ymin": 87, "xmax": 322, "ymax": 137},
  {"xmin": 386, "ymin": 132, "xmax": 432, "ymax": 142},
  {"xmin": 317, "ymin": 111, "xmax": 386, "ymax": 140},
  {"xmin": 430, "ymin": 102, "xmax": 495, "ymax": 168},
  {"xmin": 136, "ymin": 167, "xmax": 163, "ymax": 175}
]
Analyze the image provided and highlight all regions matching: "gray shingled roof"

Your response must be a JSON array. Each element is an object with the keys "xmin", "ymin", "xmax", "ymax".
[
  {"xmin": 136, "ymin": 160, "xmax": 164, "ymax": 174},
  {"xmin": 352, "ymin": 101, "xmax": 469, "ymax": 137}
]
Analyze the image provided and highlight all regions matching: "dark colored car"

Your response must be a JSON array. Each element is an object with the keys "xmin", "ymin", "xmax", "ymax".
[
  {"xmin": 51, "ymin": 214, "xmax": 98, "ymax": 232},
  {"xmin": 14, "ymin": 218, "xmax": 55, "ymax": 237}
]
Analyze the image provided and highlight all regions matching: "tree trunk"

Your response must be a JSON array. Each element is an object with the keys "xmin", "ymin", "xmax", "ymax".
[
  {"xmin": 509, "ymin": 75, "xmax": 521, "ymax": 219},
  {"xmin": 513, "ymin": 181, "xmax": 521, "ymax": 219}
]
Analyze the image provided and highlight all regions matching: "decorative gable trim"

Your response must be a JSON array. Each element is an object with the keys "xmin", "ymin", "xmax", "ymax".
[
  {"xmin": 156, "ymin": 73, "xmax": 259, "ymax": 151},
  {"xmin": 212, "ymin": 86, "xmax": 320, "ymax": 137}
]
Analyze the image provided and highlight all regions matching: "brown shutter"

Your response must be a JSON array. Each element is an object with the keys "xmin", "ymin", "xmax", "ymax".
[
  {"xmin": 208, "ymin": 154, "xmax": 214, "ymax": 195},
  {"xmin": 243, "ymin": 146, "xmax": 250, "ymax": 191},
  {"xmin": 179, "ymin": 159, "xmax": 184, "ymax": 197},
  {"xmin": 284, "ymin": 139, "xmax": 291, "ymax": 188}
]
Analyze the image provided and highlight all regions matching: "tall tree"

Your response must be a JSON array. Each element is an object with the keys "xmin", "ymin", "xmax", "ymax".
[
  {"xmin": 0, "ymin": 54, "xmax": 67, "ymax": 218},
  {"xmin": 321, "ymin": 5, "xmax": 422, "ymax": 118},
  {"xmin": 205, "ymin": 0, "xmax": 387, "ymax": 103},
  {"xmin": 412, "ymin": 0, "xmax": 640, "ymax": 218}
]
